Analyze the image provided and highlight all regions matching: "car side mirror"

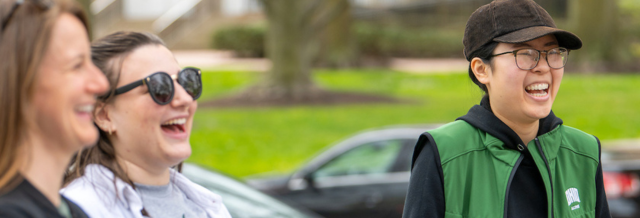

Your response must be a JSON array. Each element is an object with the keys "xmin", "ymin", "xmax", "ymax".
[
  {"xmin": 287, "ymin": 174, "xmax": 318, "ymax": 192},
  {"xmin": 304, "ymin": 174, "xmax": 320, "ymax": 193}
]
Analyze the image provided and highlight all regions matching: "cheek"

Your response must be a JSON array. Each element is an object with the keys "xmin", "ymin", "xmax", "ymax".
[{"xmin": 552, "ymin": 70, "xmax": 563, "ymax": 91}]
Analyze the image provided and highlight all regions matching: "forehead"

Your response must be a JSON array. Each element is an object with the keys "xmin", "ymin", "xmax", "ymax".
[
  {"xmin": 44, "ymin": 13, "xmax": 88, "ymax": 64},
  {"xmin": 118, "ymin": 45, "xmax": 180, "ymax": 86}
]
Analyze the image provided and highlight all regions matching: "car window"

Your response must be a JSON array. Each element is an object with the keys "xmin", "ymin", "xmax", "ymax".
[
  {"xmin": 312, "ymin": 139, "xmax": 404, "ymax": 179},
  {"xmin": 390, "ymin": 139, "xmax": 418, "ymax": 172}
]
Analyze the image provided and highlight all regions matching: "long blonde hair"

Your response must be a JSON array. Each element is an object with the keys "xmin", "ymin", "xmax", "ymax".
[{"xmin": 0, "ymin": 0, "xmax": 89, "ymax": 192}]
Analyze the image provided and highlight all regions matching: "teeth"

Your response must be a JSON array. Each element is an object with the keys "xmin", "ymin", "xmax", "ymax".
[
  {"xmin": 525, "ymin": 83, "xmax": 549, "ymax": 91},
  {"xmin": 162, "ymin": 118, "xmax": 186, "ymax": 126},
  {"xmin": 76, "ymin": 105, "xmax": 94, "ymax": 113},
  {"xmin": 529, "ymin": 91, "xmax": 548, "ymax": 97}
]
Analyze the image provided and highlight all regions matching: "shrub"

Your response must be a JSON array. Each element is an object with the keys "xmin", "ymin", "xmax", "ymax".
[
  {"xmin": 211, "ymin": 26, "xmax": 265, "ymax": 57},
  {"xmin": 210, "ymin": 23, "xmax": 464, "ymax": 59},
  {"xmin": 354, "ymin": 22, "xmax": 464, "ymax": 58}
]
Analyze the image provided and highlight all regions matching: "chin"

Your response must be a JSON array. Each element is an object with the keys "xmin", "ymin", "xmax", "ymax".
[
  {"xmin": 74, "ymin": 131, "xmax": 99, "ymax": 148},
  {"xmin": 527, "ymin": 108, "xmax": 552, "ymax": 120},
  {"xmin": 165, "ymin": 142, "xmax": 192, "ymax": 164}
]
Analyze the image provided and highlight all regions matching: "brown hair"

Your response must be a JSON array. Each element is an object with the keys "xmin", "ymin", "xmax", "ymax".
[
  {"xmin": 0, "ymin": 0, "xmax": 89, "ymax": 192},
  {"xmin": 63, "ymin": 31, "xmax": 171, "ymax": 216}
]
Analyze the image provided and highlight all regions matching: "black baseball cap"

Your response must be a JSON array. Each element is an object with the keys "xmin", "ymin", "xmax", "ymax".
[{"xmin": 463, "ymin": 0, "xmax": 582, "ymax": 61}]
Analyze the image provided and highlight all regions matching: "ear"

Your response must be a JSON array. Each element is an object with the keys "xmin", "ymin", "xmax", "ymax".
[
  {"xmin": 471, "ymin": 57, "xmax": 492, "ymax": 85},
  {"xmin": 93, "ymin": 102, "xmax": 116, "ymax": 135}
]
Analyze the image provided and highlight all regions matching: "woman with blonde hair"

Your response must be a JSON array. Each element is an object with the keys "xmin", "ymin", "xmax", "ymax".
[
  {"xmin": 0, "ymin": 0, "xmax": 109, "ymax": 217},
  {"xmin": 61, "ymin": 31, "xmax": 230, "ymax": 218}
]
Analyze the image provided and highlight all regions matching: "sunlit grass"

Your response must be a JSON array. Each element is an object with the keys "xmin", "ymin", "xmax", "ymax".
[{"xmin": 188, "ymin": 70, "xmax": 640, "ymax": 178}]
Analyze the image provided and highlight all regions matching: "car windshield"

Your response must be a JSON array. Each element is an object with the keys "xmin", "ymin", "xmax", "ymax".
[{"xmin": 181, "ymin": 164, "xmax": 312, "ymax": 218}]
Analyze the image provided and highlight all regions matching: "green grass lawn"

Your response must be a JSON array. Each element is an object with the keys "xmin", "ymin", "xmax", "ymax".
[{"xmin": 188, "ymin": 69, "xmax": 640, "ymax": 178}]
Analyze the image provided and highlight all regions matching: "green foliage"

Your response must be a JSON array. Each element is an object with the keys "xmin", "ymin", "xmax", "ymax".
[
  {"xmin": 211, "ymin": 26, "xmax": 265, "ymax": 57},
  {"xmin": 354, "ymin": 22, "xmax": 464, "ymax": 58},
  {"xmin": 619, "ymin": 0, "xmax": 640, "ymax": 59},
  {"xmin": 188, "ymin": 70, "xmax": 640, "ymax": 178},
  {"xmin": 210, "ymin": 23, "xmax": 464, "ymax": 59}
]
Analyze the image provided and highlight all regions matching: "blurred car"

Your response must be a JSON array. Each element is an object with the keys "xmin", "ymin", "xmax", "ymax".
[
  {"xmin": 246, "ymin": 125, "xmax": 440, "ymax": 218},
  {"xmin": 181, "ymin": 163, "xmax": 321, "ymax": 218},
  {"xmin": 246, "ymin": 125, "xmax": 640, "ymax": 218},
  {"xmin": 600, "ymin": 146, "xmax": 640, "ymax": 218}
]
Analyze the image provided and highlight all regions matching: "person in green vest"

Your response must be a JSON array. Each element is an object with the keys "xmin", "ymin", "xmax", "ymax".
[{"xmin": 402, "ymin": 0, "xmax": 611, "ymax": 218}]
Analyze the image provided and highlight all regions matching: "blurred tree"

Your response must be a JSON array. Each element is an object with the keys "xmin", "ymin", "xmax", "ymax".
[
  {"xmin": 251, "ymin": 0, "xmax": 350, "ymax": 101},
  {"xmin": 568, "ymin": 0, "xmax": 622, "ymax": 72},
  {"xmin": 316, "ymin": 0, "xmax": 357, "ymax": 68}
]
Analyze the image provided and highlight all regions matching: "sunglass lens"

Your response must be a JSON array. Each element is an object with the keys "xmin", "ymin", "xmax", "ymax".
[
  {"xmin": 148, "ymin": 73, "xmax": 174, "ymax": 104},
  {"xmin": 178, "ymin": 68, "xmax": 202, "ymax": 100}
]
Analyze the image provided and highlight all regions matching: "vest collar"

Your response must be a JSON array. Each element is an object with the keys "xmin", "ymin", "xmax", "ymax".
[{"xmin": 456, "ymin": 95, "xmax": 563, "ymax": 151}]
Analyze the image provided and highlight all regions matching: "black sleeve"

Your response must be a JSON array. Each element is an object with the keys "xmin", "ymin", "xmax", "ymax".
[
  {"xmin": 402, "ymin": 133, "xmax": 445, "ymax": 218},
  {"xmin": 594, "ymin": 136, "xmax": 612, "ymax": 218}
]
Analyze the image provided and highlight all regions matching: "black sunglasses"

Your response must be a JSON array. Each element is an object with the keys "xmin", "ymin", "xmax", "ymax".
[
  {"xmin": 111, "ymin": 67, "xmax": 202, "ymax": 105},
  {"xmin": 1, "ymin": 0, "xmax": 53, "ymax": 32}
]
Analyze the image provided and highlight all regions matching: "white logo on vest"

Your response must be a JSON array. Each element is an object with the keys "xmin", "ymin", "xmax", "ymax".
[{"xmin": 565, "ymin": 188, "xmax": 581, "ymax": 210}]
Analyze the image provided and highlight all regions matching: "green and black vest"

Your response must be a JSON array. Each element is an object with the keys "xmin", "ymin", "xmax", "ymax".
[{"xmin": 429, "ymin": 120, "xmax": 600, "ymax": 218}]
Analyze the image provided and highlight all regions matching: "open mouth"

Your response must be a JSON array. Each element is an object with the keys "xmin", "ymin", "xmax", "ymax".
[
  {"xmin": 161, "ymin": 118, "xmax": 186, "ymax": 133},
  {"xmin": 525, "ymin": 83, "xmax": 549, "ymax": 97}
]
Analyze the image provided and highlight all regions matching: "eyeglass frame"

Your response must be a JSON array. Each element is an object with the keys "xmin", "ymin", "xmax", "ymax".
[
  {"xmin": 1, "ymin": 0, "xmax": 53, "ymax": 32},
  {"xmin": 490, "ymin": 47, "xmax": 569, "ymax": 70},
  {"xmin": 109, "ymin": 67, "xmax": 202, "ymax": 105}
]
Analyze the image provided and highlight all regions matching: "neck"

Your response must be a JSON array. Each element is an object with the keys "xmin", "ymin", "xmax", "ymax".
[
  {"xmin": 19, "ymin": 134, "xmax": 74, "ymax": 207},
  {"xmin": 491, "ymin": 107, "xmax": 539, "ymax": 146},
  {"xmin": 117, "ymin": 158, "xmax": 170, "ymax": 186}
]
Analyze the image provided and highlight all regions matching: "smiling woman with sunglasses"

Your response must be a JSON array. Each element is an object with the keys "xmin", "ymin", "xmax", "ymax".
[{"xmin": 60, "ymin": 31, "xmax": 230, "ymax": 218}]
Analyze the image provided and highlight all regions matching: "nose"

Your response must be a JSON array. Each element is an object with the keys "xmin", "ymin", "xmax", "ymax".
[
  {"xmin": 170, "ymin": 79, "xmax": 195, "ymax": 109},
  {"xmin": 87, "ymin": 62, "xmax": 109, "ymax": 95},
  {"xmin": 532, "ymin": 52, "xmax": 551, "ymax": 73}
]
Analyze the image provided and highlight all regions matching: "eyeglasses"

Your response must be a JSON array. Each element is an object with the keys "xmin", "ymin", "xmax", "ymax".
[
  {"xmin": 112, "ymin": 67, "xmax": 202, "ymax": 105},
  {"xmin": 1, "ymin": 0, "xmax": 53, "ymax": 32},
  {"xmin": 491, "ymin": 47, "xmax": 569, "ymax": 70}
]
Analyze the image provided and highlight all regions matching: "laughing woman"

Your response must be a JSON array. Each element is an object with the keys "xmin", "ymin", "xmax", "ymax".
[
  {"xmin": 403, "ymin": 0, "xmax": 610, "ymax": 218},
  {"xmin": 0, "ymin": 0, "xmax": 108, "ymax": 217},
  {"xmin": 61, "ymin": 32, "xmax": 231, "ymax": 218}
]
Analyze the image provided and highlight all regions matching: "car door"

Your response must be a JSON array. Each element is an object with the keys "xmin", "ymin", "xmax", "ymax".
[{"xmin": 284, "ymin": 139, "xmax": 414, "ymax": 218}]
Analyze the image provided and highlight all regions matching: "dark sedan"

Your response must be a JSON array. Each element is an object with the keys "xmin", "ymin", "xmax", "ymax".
[
  {"xmin": 246, "ymin": 125, "xmax": 439, "ymax": 218},
  {"xmin": 247, "ymin": 125, "xmax": 640, "ymax": 218}
]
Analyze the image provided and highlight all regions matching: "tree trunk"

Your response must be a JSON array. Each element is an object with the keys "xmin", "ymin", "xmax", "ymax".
[
  {"xmin": 316, "ymin": 0, "xmax": 356, "ymax": 68},
  {"xmin": 568, "ymin": 0, "xmax": 621, "ymax": 72},
  {"xmin": 253, "ymin": 0, "xmax": 349, "ymax": 101}
]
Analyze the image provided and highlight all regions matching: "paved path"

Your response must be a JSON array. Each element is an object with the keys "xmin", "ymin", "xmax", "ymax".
[{"xmin": 173, "ymin": 50, "xmax": 469, "ymax": 73}]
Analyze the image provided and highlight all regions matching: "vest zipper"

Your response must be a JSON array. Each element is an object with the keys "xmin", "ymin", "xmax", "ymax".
[
  {"xmin": 535, "ymin": 137, "xmax": 554, "ymax": 218},
  {"xmin": 503, "ymin": 153, "xmax": 524, "ymax": 218}
]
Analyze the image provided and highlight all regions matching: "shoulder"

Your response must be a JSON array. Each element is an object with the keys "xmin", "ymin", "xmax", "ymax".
[
  {"xmin": 0, "ymin": 196, "xmax": 33, "ymax": 218},
  {"xmin": 0, "ymin": 204, "xmax": 31, "ymax": 218},
  {"xmin": 426, "ymin": 120, "xmax": 486, "ymax": 157},
  {"xmin": 172, "ymin": 171, "xmax": 232, "ymax": 218},
  {"xmin": 559, "ymin": 125, "xmax": 600, "ymax": 161},
  {"xmin": 0, "ymin": 181, "xmax": 51, "ymax": 218},
  {"xmin": 61, "ymin": 165, "xmax": 136, "ymax": 218},
  {"xmin": 428, "ymin": 120, "xmax": 478, "ymax": 138}
]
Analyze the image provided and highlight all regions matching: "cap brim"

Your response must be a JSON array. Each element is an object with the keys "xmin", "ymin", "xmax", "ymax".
[{"xmin": 493, "ymin": 26, "xmax": 582, "ymax": 50}]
